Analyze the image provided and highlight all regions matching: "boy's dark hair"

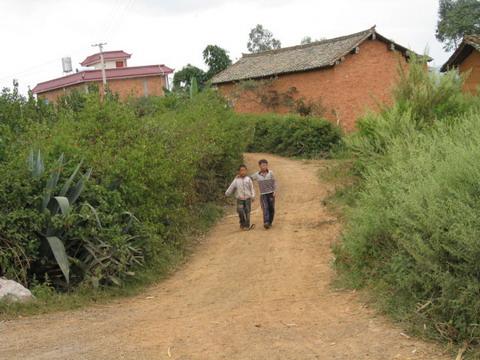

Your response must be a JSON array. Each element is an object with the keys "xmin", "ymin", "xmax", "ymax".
[
  {"xmin": 258, "ymin": 159, "xmax": 268, "ymax": 165},
  {"xmin": 238, "ymin": 164, "xmax": 247, "ymax": 170}
]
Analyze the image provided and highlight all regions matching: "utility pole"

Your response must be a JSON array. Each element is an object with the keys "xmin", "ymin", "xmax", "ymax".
[{"xmin": 92, "ymin": 42, "xmax": 107, "ymax": 95}]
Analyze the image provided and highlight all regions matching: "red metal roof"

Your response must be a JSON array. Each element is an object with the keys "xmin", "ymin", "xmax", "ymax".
[
  {"xmin": 80, "ymin": 50, "xmax": 132, "ymax": 66},
  {"xmin": 32, "ymin": 64, "xmax": 174, "ymax": 94}
]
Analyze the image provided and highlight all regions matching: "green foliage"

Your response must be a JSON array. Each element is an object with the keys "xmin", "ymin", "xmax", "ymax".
[
  {"xmin": 0, "ymin": 90, "xmax": 245, "ymax": 294},
  {"xmin": 247, "ymin": 24, "xmax": 282, "ymax": 53},
  {"xmin": 126, "ymin": 93, "xmax": 184, "ymax": 117},
  {"xmin": 436, "ymin": 0, "xmax": 480, "ymax": 51},
  {"xmin": 203, "ymin": 45, "xmax": 232, "ymax": 80},
  {"xmin": 239, "ymin": 113, "xmax": 342, "ymax": 158},
  {"xmin": 345, "ymin": 56, "xmax": 478, "ymax": 173},
  {"xmin": 0, "ymin": 87, "xmax": 54, "ymax": 162},
  {"xmin": 336, "ymin": 56, "xmax": 480, "ymax": 344},
  {"xmin": 0, "ymin": 151, "xmax": 145, "ymax": 289},
  {"xmin": 173, "ymin": 64, "xmax": 207, "ymax": 91}
]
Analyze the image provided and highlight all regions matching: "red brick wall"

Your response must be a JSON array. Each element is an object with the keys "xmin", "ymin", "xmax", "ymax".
[
  {"xmin": 38, "ymin": 76, "xmax": 166, "ymax": 103},
  {"xmin": 218, "ymin": 39, "xmax": 408, "ymax": 132},
  {"xmin": 459, "ymin": 50, "xmax": 480, "ymax": 94},
  {"xmin": 39, "ymin": 85, "xmax": 86, "ymax": 103}
]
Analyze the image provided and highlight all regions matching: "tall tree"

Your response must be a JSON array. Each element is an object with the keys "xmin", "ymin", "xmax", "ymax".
[
  {"xmin": 247, "ymin": 24, "xmax": 282, "ymax": 53},
  {"xmin": 436, "ymin": 0, "xmax": 480, "ymax": 51},
  {"xmin": 203, "ymin": 45, "xmax": 232, "ymax": 80},
  {"xmin": 173, "ymin": 64, "xmax": 207, "ymax": 90}
]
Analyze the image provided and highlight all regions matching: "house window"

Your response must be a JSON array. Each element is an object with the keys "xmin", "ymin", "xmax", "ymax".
[{"xmin": 116, "ymin": 61, "xmax": 124, "ymax": 68}]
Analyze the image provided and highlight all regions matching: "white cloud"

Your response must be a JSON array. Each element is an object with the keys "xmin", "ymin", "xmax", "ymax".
[{"xmin": 0, "ymin": 0, "xmax": 449, "ymax": 94}]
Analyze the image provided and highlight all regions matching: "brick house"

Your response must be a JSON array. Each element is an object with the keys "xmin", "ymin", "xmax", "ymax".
[
  {"xmin": 32, "ymin": 50, "xmax": 173, "ymax": 102},
  {"xmin": 441, "ymin": 35, "xmax": 480, "ymax": 94},
  {"xmin": 212, "ymin": 26, "xmax": 422, "ymax": 132}
]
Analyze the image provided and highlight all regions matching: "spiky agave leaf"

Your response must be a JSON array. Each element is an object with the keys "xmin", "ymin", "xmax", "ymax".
[
  {"xmin": 59, "ymin": 160, "xmax": 84, "ymax": 196},
  {"xmin": 46, "ymin": 236, "xmax": 70, "ymax": 284},
  {"xmin": 28, "ymin": 149, "xmax": 45, "ymax": 178},
  {"xmin": 50, "ymin": 196, "xmax": 70, "ymax": 215},
  {"xmin": 41, "ymin": 154, "xmax": 64, "ymax": 211},
  {"xmin": 67, "ymin": 168, "xmax": 92, "ymax": 205}
]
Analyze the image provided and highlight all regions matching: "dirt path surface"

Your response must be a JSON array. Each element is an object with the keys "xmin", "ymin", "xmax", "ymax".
[{"xmin": 1, "ymin": 154, "xmax": 449, "ymax": 360}]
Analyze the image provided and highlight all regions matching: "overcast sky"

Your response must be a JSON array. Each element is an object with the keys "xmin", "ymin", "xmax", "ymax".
[{"xmin": 0, "ymin": 0, "xmax": 450, "ymax": 94}]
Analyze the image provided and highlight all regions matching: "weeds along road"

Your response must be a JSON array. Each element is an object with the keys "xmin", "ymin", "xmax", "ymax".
[{"xmin": 1, "ymin": 154, "xmax": 448, "ymax": 359}]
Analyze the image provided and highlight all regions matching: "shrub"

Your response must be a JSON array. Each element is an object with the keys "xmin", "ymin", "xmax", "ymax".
[
  {"xmin": 240, "ymin": 113, "xmax": 342, "ymax": 158},
  {"xmin": 335, "ymin": 112, "xmax": 480, "ymax": 343},
  {"xmin": 336, "ymin": 56, "xmax": 480, "ymax": 344},
  {"xmin": 344, "ymin": 57, "xmax": 480, "ymax": 175},
  {"xmin": 0, "ymin": 90, "xmax": 245, "ymax": 291}
]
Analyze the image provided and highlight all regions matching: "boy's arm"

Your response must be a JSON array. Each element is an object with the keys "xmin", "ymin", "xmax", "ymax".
[
  {"xmin": 250, "ymin": 178, "xmax": 256, "ymax": 200},
  {"xmin": 225, "ymin": 179, "xmax": 236, "ymax": 197},
  {"xmin": 271, "ymin": 172, "xmax": 278, "ymax": 194}
]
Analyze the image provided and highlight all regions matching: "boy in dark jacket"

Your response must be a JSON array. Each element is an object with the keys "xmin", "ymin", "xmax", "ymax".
[{"xmin": 251, "ymin": 159, "xmax": 277, "ymax": 229}]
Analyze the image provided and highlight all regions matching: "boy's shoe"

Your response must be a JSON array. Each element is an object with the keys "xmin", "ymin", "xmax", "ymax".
[
  {"xmin": 264, "ymin": 223, "xmax": 271, "ymax": 229},
  {"xmin": 248, "ymin": 224, "xmax": 255, "ymax": 230}
]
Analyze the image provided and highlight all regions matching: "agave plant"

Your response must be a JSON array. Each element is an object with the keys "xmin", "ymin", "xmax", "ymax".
[
  {"xmin": 27, "ymin": 150, "xmax": 145, "ymax": 288},
  {"xmin": 28, "ymin": 150, "xmax": 91, "ymax": 285}
]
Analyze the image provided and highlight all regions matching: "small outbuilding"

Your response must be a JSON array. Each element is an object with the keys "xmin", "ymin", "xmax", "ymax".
[
  {"xmin": 441, "ymin": 35, "xmax": 480, "ymax": 94},
  {"xmin": 212, "ymin": 26, "xmax": 423, "ymax": 132}
]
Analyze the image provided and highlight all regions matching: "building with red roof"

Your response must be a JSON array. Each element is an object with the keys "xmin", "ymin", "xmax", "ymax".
[{"xmin": 33, "ymin": 50, "xmax": 173, "ymax": 102}]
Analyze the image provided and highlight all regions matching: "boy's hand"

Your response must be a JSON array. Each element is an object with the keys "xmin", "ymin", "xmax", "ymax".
[{"xmin": 272, "ymin": 192, "xmax": 276, "ymax": 198}]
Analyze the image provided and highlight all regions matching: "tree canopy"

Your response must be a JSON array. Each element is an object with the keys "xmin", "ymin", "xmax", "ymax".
[
  {"xmin": 173, "ymin": 64, "xmax": 207, "ymax": 90},
  {"xmin": 436, "ymin": 0, "xmax": 480, "ymax": 51},
  {"xmin": 203, "ymin": 45, "xmax": 232, "ymax": 80},
  {"xmin": 247, "ymin": 24, "xmax": 282, "ymax": 53}
]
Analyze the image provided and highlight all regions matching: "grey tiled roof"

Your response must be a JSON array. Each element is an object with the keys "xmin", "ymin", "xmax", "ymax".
[
  {"xmin": 441, "ymin": 34, "xmax": 480, "ymax": 72},
  {"xmin": 212, "ymin": 27, "xmax": 414, "ymax": 84}
]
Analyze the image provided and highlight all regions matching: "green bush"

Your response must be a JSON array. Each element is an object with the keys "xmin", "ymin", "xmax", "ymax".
[
  {"xmin": 239, "ymin": 113, "xmax": 342, "ymax": 158},
  {"xmin": 0, "ymin": 90, "xmax": 245, "ymax": 291},
  {"xmin": 0, "ymin": 87, "xmax": 54, "ymax": 162},
  {"xmin": 336, "ymin": 57, "xmax": 480, "ymax": 344},
  {"xmin": 344, "ymin": 57, "xmax": 480, "ymax": 175},
  {"xmin": 335, "ymin": 113, "xmax": 480, "ymax": 343}
]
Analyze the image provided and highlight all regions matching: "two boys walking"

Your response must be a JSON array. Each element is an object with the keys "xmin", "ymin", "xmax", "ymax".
[{"xmin": 225, "ymin": 159, "xmax": 276, "ymax": 231}]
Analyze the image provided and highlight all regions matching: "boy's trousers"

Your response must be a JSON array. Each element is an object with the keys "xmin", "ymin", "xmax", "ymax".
[
  {"xmin": 260, "ymin": 193, "xmax": 275, "ymax": 225},
  {"xmin": 236, "ymin": 199, "xmax": 252, "ymax": 228}
]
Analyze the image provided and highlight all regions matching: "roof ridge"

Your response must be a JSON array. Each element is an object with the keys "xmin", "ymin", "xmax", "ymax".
[{"xmin": 242, "ymin": 26, "xmax": 376, "ymax": 58}]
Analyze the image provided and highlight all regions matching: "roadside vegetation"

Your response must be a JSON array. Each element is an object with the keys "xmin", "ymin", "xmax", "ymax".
[
  {"xmin": 332, "ymin": 57, "xmax": 480, "ymax": 353},
  {"xmin": 0, "ymin": 87, "xmax": 247, "ymax": 315},
  {"xmin": 239, "ymin": 113, "xmax": 341, "ymax": 158},
  {"xmin": 0, "ymin": 85, "xmax": 340, "ymax": 317}
]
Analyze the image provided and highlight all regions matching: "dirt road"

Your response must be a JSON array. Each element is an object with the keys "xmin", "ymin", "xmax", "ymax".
[{"xmin": 0, "ymin": 154, "xmax": 448, "ymax": 360}]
